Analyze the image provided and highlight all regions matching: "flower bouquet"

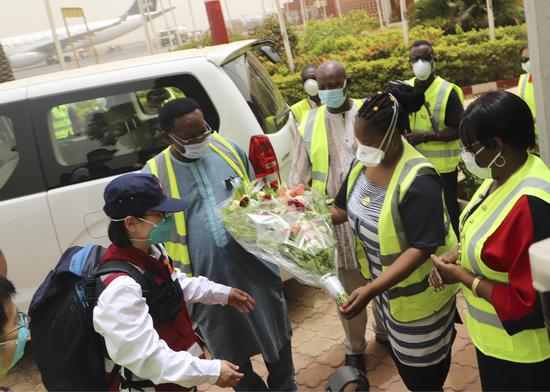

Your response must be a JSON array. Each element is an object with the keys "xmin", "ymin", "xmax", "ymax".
[{"xmin": 218, "ymin": 180, "xmax": 349, "ymax": 305}]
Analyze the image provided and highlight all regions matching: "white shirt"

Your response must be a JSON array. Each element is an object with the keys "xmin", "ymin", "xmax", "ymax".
[
  {"xmin": 93, "ymin": 247, "xmax": 231, "ymax": 389},
  {"xmin": 289, "ymin": 104, "xmax": 359, "ymax": 270}
]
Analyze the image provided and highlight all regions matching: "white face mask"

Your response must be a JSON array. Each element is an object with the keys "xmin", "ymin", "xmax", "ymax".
[
  {"xmin": 304, "ymin": 79, "xmax": 319, "ymax": 97},
  {"xmin": 412, "ymin": 60, "xmax": 433, "ymax": 81},
  {"xmin": 461, "ymin": 145, "xmax": 502, "ymax": 179},
  {"xmin": 355, "ymin": 93, "xmax": 399, "ymax": 167},
  {"xmin": 169, "ymin": 134, "xmax": 210, "ymax": 160},
  {"xmin": 521, "ymin": 60, "xmax": 532, "ymax": 74}
]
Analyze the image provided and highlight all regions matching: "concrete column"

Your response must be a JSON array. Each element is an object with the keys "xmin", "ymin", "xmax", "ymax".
[{"xmin": 524, "ymin": 0, "xmax": 550, "ymax": 164}]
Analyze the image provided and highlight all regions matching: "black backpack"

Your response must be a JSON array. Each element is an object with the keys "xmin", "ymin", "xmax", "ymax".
[{"xmin": 29, "ymin": 244, "xmax": 152, "ymax": 391}]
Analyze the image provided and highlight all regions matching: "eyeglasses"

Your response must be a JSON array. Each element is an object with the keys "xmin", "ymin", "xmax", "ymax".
[
  {"xmin": 520, "ymin": 56, "xmax": 530, "ymax": 64},
  {"xmin": 410, "ymin": 54, "xmax": 434, "ymax": 63},
  {"xmin": 460, "ymin": 141, "xmax": 485, "ymax": 155},
  {"xmin": 0, "ymin": 312, "xmax": 30, "ymax": 346},
  {"xmin": 175, "ymin": 123, "xmax": 213, "ymax": 145},
  {"xmin": 144, "ymin": 211, "xmax": 172, "ymax": 220}
]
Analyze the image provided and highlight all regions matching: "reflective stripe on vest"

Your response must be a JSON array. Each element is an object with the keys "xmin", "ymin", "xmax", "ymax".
[
  {"xmin": 146, "ymin": 134, "xmax": 250, "ymax": 275},
  {"xmin": 459, "ymin": 153, "xmax": 550, "ymax": 362},
  {"xmin": 518, "ymin": 73, "xmax": 537, "ymax": 127},
  {"xmin": 299, "ymin": 98, "xmax": 364, "ymax": 194},
  {"xmin": 407, "ymin": 77, "xmax": 463, "ymax": 173},
  {"xmin": 346, "ymin": 141, "xmax": 458, "ymax": 322},
  {"xmin": 291, "ymin": 98, "xmax": 314, "ymax": 124},
  {"xmin": 51, "ymin": 106, "xmax": 73, "ymax": 140}
]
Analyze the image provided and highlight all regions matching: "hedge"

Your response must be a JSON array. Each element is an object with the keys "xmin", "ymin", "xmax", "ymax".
[{"xmin": 275, "ymin": 24, "xmax": 527, "ymax": 105}]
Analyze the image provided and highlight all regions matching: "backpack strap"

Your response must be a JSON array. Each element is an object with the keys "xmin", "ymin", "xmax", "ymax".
[{"xmin": 96, "ymin": 261, "xmax": 150, "ymax": 296}]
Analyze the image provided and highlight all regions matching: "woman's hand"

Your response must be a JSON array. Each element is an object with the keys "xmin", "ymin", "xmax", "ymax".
[
  {"xmin": 227, "ymin": 288, "xmax": 256, "ymax": 314},
  {"xmin": 216, "ymin": 360, "xmax": 244, "ymax": 388},
  {"xmin": 437, "ymin": 244, "xmax": 460, "ymax": 265},
  {"xmin": 430, "ymin": 254, "xmax": 463, "ymax": 285},
  {"xmin": 331, "ymin": 205, "xmax": 348, "ymax": 226},
  {"xmin": 339, "ymin": 285, "xmax": 373, "ymax": 320}
]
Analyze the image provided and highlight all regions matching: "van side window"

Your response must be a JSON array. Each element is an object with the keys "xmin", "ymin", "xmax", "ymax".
[
  {"xmin": 223, "ymin": 52, "xmax": 289, "ymax": 134},
  {"xmin": 34, "ymin": 75, "xmax": 217, "ymax": 189},
  {"xmin": 0, "ymin": 116, "xmax": 19, "ymax": 190}
]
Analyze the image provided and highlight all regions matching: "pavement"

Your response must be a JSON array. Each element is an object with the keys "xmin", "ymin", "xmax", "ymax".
[{"xmin": 2, "ymin": 280, "xmax": 481, "ymax": 391}]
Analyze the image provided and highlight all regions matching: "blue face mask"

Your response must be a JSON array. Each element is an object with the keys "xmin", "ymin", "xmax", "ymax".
[
  {"xmin": 318, "ymin": 80, "xmax": 348, "ymax": 109},
  {"xmin": 0, "ymin": 312, "xmax": 30, "ymax": 379}
]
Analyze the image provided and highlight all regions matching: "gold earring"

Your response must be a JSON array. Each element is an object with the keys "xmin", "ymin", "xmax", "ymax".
[{"xmin": 495, "ymin": 154, "xmax": 506, "ymax": 168}]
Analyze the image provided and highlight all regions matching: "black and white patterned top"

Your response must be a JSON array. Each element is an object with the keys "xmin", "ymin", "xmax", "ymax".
[{"xmin": 342, "ymin": 171, "xmax": 456, "ymax": 367}]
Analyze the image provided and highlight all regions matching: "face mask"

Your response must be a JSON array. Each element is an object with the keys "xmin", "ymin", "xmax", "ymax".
[
  {"xmin": 461, "ymin": 146, "xmax": 502, "ymax": 180},
  {"xmin": 412, "ymin": 60, "xmax": 432, "ymax": 81},
  {"xmin": 356, "ymin": 93, "xmax": 399, "ymax": 167},
  {"xmin": 521, "ymin": 60, "xmax": 532, "ymax": 74},
  {"xmin": 318, "ymin": 80, "xmax": 347, "ymax": 109},
  {"xmin": 139, "ymin": 214, "xmax": 176, "ymax": 245},
  {"xmin": 304, "ymin": 79, "xmax": 319, "ymax": 97},
  {"xmin": 0, "ymin": 313, "xmax": 30, "ymax": 379},
  {"xmin": 169, "ymin": 134, "xmax": 210, "ymax": 160}
]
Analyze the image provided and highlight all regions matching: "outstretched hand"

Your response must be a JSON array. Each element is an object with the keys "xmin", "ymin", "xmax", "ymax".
[
  {"xmin": 227, "ymin": 288, "xmax": 256, "ymax": 314},
  {"xmin": 216, "ymin": 360, "xmax": 244, "ymax": 388}
]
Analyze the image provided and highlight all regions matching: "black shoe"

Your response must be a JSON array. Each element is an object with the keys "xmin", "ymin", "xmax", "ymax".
[{"xmin": 344, "ymin": 354, "xmax": 365, "ymax": 371}]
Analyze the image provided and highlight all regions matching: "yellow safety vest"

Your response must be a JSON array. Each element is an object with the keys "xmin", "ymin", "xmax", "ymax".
[
  {"xmin": 291, "ymin": 98, "xmax": 315, "ymax": 124},
  {"xmin": 407, "ymin": 76, "xmax": 463, "ymax": 174},
  {"xmin": 346, "ymin": 141, "xmax": 459, "ymax": 322},
  {"xmin": 298, "ymin": 98, "xmax": 364, "ymax": 194},
  {"xmin": 518, "ymin": 73, "xmax": 537, "ymax": 132},
  {"xmin": 459, "ymin": 153, "xmax": 550, "ymax": 363},
  {"xmin": 146, "ymin": 133, "xmax": 251, "ymax": 275},
  {"xmin": 51, "ymin": 105, "xmax": 74, "ymax": 140},
  {"xmin": 298, "ymin": 98, "xmax": 366, "ymax": 272}
]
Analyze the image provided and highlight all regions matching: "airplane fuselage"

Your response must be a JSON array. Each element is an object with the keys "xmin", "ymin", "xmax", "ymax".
[{"xmin": 2, "ymin": 12, "xmax": 162, "ymax": 69}]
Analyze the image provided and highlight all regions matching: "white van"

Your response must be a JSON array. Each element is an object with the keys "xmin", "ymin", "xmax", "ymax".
[{"xmin": 0, "ymin": 40, "xmax": 296, "ymax": 309}]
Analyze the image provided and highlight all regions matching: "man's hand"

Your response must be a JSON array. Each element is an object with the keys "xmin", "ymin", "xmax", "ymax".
[
  {"xmin": 215, "ymin": 360, "xmax": 244, "ymax": 388},
  {"xmin": 227, "ymin": 288, "xmax": 256, "ymax": 314},
  {"xmin": 404, "ymin": 132, "xmax": 429, "ymax": 146},
  {"xmin": 339, "ymin": 285, "xmax": 373, "ymax": 320}
]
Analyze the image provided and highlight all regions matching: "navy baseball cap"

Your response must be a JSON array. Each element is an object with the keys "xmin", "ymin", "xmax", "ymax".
[{"xmin": 103, "ymin": 173, "xmax": 186, "ymax": 219}]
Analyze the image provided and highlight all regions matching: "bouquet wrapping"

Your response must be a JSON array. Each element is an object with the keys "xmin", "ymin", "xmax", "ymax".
[{"xmin": 218, "ymin": 180, "xmax": 349, "ymax": 305}]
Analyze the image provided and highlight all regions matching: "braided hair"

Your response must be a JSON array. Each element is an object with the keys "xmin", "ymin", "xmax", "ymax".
[{"xmin": 357, "ymin": 82, "xmax": 424, "ymax": 136}]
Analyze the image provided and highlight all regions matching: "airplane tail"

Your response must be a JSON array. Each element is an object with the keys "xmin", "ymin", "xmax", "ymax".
[{"xmin": 126, "ymin": 0, "xmax": 158, "ymax": 16}]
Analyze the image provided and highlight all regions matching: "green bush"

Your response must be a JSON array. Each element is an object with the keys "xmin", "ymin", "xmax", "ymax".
[
  {"xmin": 274, "ymin": 24, "xmax": 526, "ymax": 104},
  {"xmin": 299, "ymin": 11, "xmax": 379, "ymax": 55}
]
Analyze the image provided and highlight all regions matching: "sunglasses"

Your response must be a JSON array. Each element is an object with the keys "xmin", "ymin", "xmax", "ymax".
[{"xmin": 520, "ymin": 56, "xmax": 530, "ymax": 64}]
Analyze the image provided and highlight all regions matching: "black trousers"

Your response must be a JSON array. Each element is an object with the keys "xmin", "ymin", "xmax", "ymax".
[
  {"xmin": 476, "ymin": 348, "xmax": 550, "ymax": 391},
  {"xmin": 234, "ymin": 340, "xmax": 297, "ymax": 392},
  {"xmin": 441, "ymin": 170, "xmax": 460, "ymax": 237},
  {"xmin": 390, "ymin": 347, "xmax": 453, "ymax": 392}
]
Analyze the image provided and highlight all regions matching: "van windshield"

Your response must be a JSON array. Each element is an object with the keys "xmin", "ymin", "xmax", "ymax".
[{"xmin": 222, "ymin": 51, "xmax": 289, "ymax": 134}]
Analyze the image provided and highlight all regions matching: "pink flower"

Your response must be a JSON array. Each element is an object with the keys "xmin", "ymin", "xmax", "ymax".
[{"xmin": 290, "ymin": 184, "xmax": 305, "ymax": 197}]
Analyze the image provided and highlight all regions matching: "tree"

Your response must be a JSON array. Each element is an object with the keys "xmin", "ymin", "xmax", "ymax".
[
  {"xmin": 410, "ymin": 0, "xmax": 525, "ymax": 33},
  {"xmin": 0, "ymin": 43, "xmax": 14, "ymax": 83}
]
